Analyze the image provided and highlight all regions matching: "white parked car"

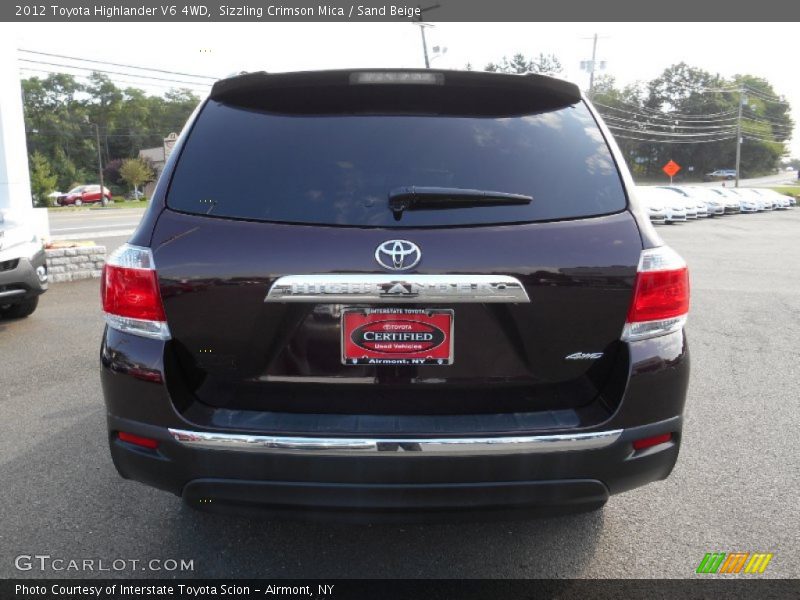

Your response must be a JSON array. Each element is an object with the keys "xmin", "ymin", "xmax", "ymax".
[
  {"xmin": 753, "ymin": 188, "xmax": 792, "ymax": 209},
  {"xmin": 725, "ymin": 189, "xmax": 761, "ymax": 213},
  {"xmin": 657, "ymin": 187, "xmax": 703, "ymax": 218},
  {"xmin": 667, "ymin": 186, "xmax": 724, "ymax": 217},
  {"xmin": 733, "ymin": 188, "xmax": 770, "ymax": 211},
  {"xmin": 708, "ymin": 188, "xmax": 745, "ymax": 213},
  {"xmin": 684, "ymin": 186, "xmax": 728, "ymax": 216},
  {"xmin": 0, "ymin": 210, "xmax": 48, "ymax": 318},
  {"xmin": 634, "ymin": 186, "xmax": 687, "ymax": 223}
]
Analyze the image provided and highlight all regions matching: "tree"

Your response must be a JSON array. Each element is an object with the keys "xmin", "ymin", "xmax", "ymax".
[
  {"xmin": 21, "ymin": 72, "xmax": 199, "ymax": 206},
  {"xmin": 591, "ymin": 63, "xmax": 793, "ymax": 180},
  {"xmin": 103, "ymin": 158, "xmax": 124, "ymax": 187},
  {"xmin": 29, "ymin": 151, "xmax": 58, "ymax": 207},
  {"xmin": 119, "ymin": 158, "xmax": 153, "ymax": 196},
  {"xmin": 484, "ymin": 52, "xmax": 563, "ymax": 76}
]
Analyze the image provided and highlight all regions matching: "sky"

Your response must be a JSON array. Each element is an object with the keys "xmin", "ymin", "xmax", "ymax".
[{"xmin": 6, "ymin": 21, "xmax": 799, "ymax": 156}]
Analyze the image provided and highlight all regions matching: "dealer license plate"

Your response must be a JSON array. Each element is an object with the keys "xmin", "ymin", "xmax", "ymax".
[{"xmin": 341, "ymin": 308, "xmax": 454, "ymax": 366}]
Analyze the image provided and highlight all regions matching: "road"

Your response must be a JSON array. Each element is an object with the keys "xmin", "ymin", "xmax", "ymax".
[
  {"xmin": 47, "ymin": 207, "xmax": 146, "ymax": 241},
  {"xmin": 2, "ymin": 209, "xmax": 799, "ymax": 579},
  {"xmin": 693, "ymin": 171, "xmax": 799, "ymax": 188}
]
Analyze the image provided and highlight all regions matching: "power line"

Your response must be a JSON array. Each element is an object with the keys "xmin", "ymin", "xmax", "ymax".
[
  {"xmin": 606, "ymin": 123, "xmax": 737, "ymax": 137},
  {"xmin": 599, "ymin": 110, "xmax": 738, "ymax": 126},
  {"xmin": 594, "ymin": 101, "xmax": 738, "ymax": 123},
  {"xmin": 598, "ymin": 98, "xmax": 739, "ymax": 119},
  {"xmin": 610, "ymin": 132, "xmax": 736, "ymax": 144},
  {"xmin": 27, "ymin": 125, "xmax": 188, "ymax": 135},
  {"xmin": 19, "ymin": 66, "xmax": 209, "ymax": 92},
  {"xmin": 695, "ymin": 86, "xmax": 740, "ymax": 93},
  {"xmin": 18, "ymin": 48, "xmax": 219, "ymax": 81},
  {"xmin": 743, "ymin": 86, "xmax": 790, "ymax": 104},
  {"xmin": 742, "ymin": 115, "xmax": 794, "ymax": 128},
  {"xmin": 742, "ymin": 134, "xmax": 786, "ymax": 143},
  {"xmin": 18, "ymin": 58, "xmax": 213, "ymax": 88},
  {"xmin": 602, "ymin": 115, "xmax": 738, "ymax": 130}
]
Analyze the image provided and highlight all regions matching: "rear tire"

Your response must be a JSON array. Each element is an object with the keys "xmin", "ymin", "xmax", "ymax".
[
  {"xmin": 101, "ymin": 196, "xmax": 109, "ymax": 207},
  {"xmin": 74, "ymin": 198, "xmax": 83, "ymax": 207},
  {"xmin": 1, "ymin": 297, "xmax": 39, "ymax": 319}
]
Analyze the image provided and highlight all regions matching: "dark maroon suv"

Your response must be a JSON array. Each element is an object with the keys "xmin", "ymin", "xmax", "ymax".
[{"xmin": 100, "ymin": 69, "xmax": 690, "ymax": 520}]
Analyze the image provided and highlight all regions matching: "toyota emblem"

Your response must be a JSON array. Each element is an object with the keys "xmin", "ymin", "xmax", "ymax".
[{"xmin": 375, "ymin": 240, "xmax": 421, "ymax": 271}]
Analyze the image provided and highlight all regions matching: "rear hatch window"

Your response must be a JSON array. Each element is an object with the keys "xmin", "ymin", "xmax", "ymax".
[{"xmin": 167, "ymin": 93, "xmax": 626, "ymax": 227}]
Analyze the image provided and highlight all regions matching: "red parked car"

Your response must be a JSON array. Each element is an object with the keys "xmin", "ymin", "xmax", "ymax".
[{"xmin": 57, "ymin": 185, "xmax": 112, "ymax": 206}]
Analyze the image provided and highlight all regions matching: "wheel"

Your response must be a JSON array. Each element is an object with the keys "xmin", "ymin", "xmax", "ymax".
[
  {"xmin": 74, "ymin": 198, "xmax": 83, "ymax": 206},
  {"xmin": 101, "ymin": 196, "xmax": 109, "ymax": 207},
  {"xmin": 1, "ymin": 297, "xmax": 38, "ymax": 319}
]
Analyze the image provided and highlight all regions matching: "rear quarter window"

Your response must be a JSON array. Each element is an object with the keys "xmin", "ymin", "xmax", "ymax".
[{"xmin": 167, "ymin": 100, "xmax": 627, "ymax": 227}]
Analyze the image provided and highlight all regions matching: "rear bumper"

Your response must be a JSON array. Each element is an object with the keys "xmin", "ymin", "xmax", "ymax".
[
  {"xmin": 181, "ymin": 478, "xmax": 611, "ymax": 520},
  {"xmin": 102, "ymin": 322, "xmax": 689, "ymax": 519},
  {"xmin": 108, "ymin": 413, "xmax": 681, "ymax": 519}
]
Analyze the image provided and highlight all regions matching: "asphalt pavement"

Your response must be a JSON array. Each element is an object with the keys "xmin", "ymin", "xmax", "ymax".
[{"xmin": 1, "ymin": 209, "xmax": 799, "ymax": 579}]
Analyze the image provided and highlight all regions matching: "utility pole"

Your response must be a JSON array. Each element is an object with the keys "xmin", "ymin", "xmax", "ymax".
[
  {"xmin": 580, "ymin": 34, "xmax": 607, "ymax": 98},
  {"xmin": 419, "ymin": 23, "xmax": 430, "ymax": 68},
  {"xmin": 735, "ymin": 87, "xmax": 744, "ymax": 188},
  {"xmin": 94, "ymin": 123, "xmax": 105, "ymax": 202},
  {"xmin": 588, "ymin": 33, "xmax": 598, "ymax": 96},
  {"xmin": 414, "ymin": 4, "xmax": 440, "ymax": 68}
]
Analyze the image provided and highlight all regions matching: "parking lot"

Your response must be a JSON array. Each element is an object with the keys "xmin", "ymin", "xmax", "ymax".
[{"xmin": 1, "ymin": 209, "xmax": 798, "ymax": 579}]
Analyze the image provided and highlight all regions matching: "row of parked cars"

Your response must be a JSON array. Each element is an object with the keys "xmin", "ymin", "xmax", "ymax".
[{"xmin": 636, "ymin": 186, "xmax": 796, "ymax": 224}]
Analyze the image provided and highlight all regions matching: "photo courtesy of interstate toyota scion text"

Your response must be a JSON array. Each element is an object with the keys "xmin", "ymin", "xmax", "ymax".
[{"xmin": 100, "ymin": 69, "xmax": 690, "ymax": 520}]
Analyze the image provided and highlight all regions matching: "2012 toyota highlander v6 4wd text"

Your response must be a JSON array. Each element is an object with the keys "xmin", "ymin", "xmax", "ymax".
[{"xmin": 101, "ymin": 69, "xmax": 690, "ymax": 519}]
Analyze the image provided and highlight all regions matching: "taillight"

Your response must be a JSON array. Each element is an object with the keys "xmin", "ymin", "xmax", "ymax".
[
  {"xmin": 101, "ymin": 244, "xmax": 170, "ymax": 340},
  {"xmin": 622, "ymin": 246, "xmax": 689, "ymax": 342}
]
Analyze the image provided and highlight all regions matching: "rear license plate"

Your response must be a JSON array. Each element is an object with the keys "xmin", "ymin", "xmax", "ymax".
[{"xmin": 342, "ymin": 308, "xmax": 454, "ymax": 366}]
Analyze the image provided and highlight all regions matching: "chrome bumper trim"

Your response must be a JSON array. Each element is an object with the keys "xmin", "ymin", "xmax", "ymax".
[
  {"xmin": 264, "ymin": 274, "xmax": 530, "ymax": 303},
  {"xmin": 167, "ymin": 428, "xmax": 622, "ymax": 455}
]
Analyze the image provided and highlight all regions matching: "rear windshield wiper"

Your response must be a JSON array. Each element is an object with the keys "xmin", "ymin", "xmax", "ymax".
[{"xmin": 388, "ymin": 186, "xmax": 533, "ymax": 220}]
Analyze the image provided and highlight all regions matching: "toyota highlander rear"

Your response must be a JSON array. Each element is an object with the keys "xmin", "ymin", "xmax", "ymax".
[{"xmin": 101, "ymin": 69, "xmax": 690, "ymax": 520}]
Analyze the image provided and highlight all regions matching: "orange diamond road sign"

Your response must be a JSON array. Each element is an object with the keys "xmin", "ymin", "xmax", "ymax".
[{"xmin": 663, "ymin": 160, "xmax": 681, "ymax": 178}]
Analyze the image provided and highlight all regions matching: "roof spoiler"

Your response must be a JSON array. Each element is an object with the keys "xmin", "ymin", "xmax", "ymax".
[{"xmin": 209, "ymin": 69, "xmax": 582, "ymax": 117}]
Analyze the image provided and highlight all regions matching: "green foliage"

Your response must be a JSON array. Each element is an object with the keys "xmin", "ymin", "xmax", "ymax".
[
  {"xmin": 593, "ymin": 62, "xmax": 793, "ymax": 181},
  {"xmin": 22, "ymin": 73, "xmax": 199, "ymax": 205},
  {"xmin": 29, "ymin": 151, "xmax": 58, "ymax": 207},
  {"xmin": 119, "ymin": 158, "xmax": 154, "ymax": 194},
  {"xmin": 484, "ymin": 53, "xmax": 563, "ymax": 76}
]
